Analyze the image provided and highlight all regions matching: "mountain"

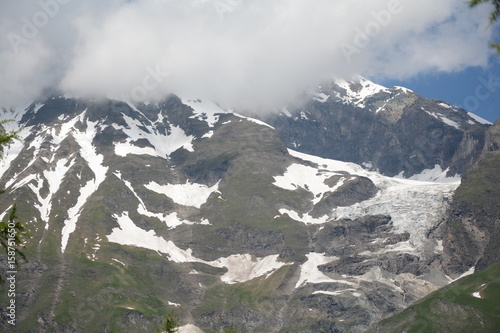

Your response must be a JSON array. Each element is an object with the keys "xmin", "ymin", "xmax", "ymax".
[
  {"xmin": 264, "ymin": 76, "xmax": 491, "ymax": 178},
  {"xmin": 439, "ymin": 118, "xmax": 500, "ymax": 276},
  {"xmin": 366, "ymin": 261, "xmax": 500, "ymax": 333},
  {"xmin": 0, "ymin": 78, "xmax": 496, "ymax": 332},
  {"xmin": 366, "ymin": 115, "xmax": 500, "ymax": 332}
]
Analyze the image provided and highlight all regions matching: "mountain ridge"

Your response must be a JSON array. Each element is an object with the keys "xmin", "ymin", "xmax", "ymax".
[
  {"xmin": 263, "ymin": 76, "xmax": 491, "ymax": 179},
  {"xmin": 0, "ymin": 78, "xmax": 496, "ymax": 332}
]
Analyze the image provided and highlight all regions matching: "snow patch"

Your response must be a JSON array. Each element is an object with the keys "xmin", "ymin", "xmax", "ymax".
[
  {"xmin": 334, "ymin": 76, "xmax": 389, "ymax": 108},
  {"xmin": 233, "ymin": 113, "xmax": 275, "ymax": 129},
  {"xmin": 314, "ymin": 93, "xmax": 330, "ymax": 103},
  {"xmin": 278, "ymin": 209, "xmax": 329, "ymax": 225},
  {"xmin": 296, "ymin": 253, "xmax": 354, "ymax": 288},
  {"xmin": 435, "ymin": 240, "xmax": 444, "ymax": 253},
  {"xmin": 288, "ymin": 149, "xmax": 375, "ymax": 177},
  {"xmin": 181, "ymin": 98, "xmax": 222, "ymax": 127},
  {"xmin": 472, "ymin": 291, "xmax": 481, "ymax": 299},
  {"xmin": 273, "ymin": 163, "xmax": 345, "ymax": 205},
  {"xmin": 107, "ymin": 212, "xmax": 287, "ymax": 284},
  {"xmin": 116, "ymin": 174, "xmax": 210, "ymax": 228},
  {"xmin": 422, "ymin": 108, "xmax": 461, "ymax": 130},
  {"xmin": 0, "ymin": 130, "xmax": 29, "ymax": 181},
  {"xmin": 201, "ymin": 130, "xmax": 214, "ymax": 139},
  {"xmin": 215, "ymin": 254, "xmax": 288, "ymax": 284},
  {"xmin": 178, "ymin": 324, "xmax": 204, "ymax": 333},
  {"xmin": 2, "ymin": 127, "xmax": 36, "ymax": 186},
  {"xmin": 107, "ymin": 212, "xmax": 201, "ymax": 262},
  {"xmin": 32, "ymin": 103, "xmax": 44, "ymax": 114},
  {"xmin": 112, "ymin": 258, "xmax": 126, "ymax": 266},
  {"xmin": 281, "ymin": 108, "xmax": 292, "ymax": 117},
  {"xmin": 467, "ymin": 111, "xmax": 492, "ymax": 125},
  {"xmin": 145, "ymin": 181, "xmax": 220, "ymax": 208},
  {"xmin": 396, "ymin": 164, "xmax": 461, "ymax": 183},
  {"xmin": 61, "ymin": 114, "xmax": 108, "ymax": 253},
  {"xmin": 448, "ymin": 266, "xmax": 476, "ymax": 283},
  {"xmin": 395, "ymin": 86, "xmax": 413, "ymax": 93},
  {"xmin": 440, "ymin": 116, "xmax": 461, "ymax": 130},
  {"xmin": 355, "ymin": 266, "xmax": 404, "ymax": 293},
  {"xmin": 29, "ymin": 158, "xmax": 75, "ymax": 229},
  {"xmin": 313, "ymin": 289, "xmax": 357, "ymax": 296},
  {"xmin": 113, "ymin": 114, "xmax": 194, "ymax": 158}
]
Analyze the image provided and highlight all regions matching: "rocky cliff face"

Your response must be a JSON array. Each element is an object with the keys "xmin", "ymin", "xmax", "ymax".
[
  {"xmin": 368, "ymin": 119, "xmax": 500, "ymax": 332},
  {"xmin": 441, "ymin": 119, "xmax": 500, "ymax": 277},
  {"xmin": 264, "ymin": 77, "xmax": 490, "ymax": 178},
  {"xmin": 0, "ymin": 92, "xmax": 466, "ymax": 332},
  {"xmin": 366, "ymin": 262, "xmax": 500, "ymax": 333}
]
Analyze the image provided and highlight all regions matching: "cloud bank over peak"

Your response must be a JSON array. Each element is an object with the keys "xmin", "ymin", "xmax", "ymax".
[{"xmin": 0, "ymin": 0, "xmax": 496, "ymax": 110}]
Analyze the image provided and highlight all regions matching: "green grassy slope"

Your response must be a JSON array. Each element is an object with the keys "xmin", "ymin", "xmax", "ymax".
[{"xmin": 366, "ymin": 262, "xmax": 500, "ymax": 333}]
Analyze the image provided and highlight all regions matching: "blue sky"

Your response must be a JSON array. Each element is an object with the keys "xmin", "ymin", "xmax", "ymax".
[{"xmin": 380, "ymin": 57, "xmax": 500, "ymax": 123}]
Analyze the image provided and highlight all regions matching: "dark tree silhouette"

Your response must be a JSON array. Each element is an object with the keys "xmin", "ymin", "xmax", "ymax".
[{"xmin": 469, "ymin": 0, "xmax": 500, "ymax": 52}]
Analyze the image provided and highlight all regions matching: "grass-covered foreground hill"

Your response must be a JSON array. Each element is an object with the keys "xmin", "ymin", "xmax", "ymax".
[{"xmin": 366, "ymin": 262, "xmax": 500, "ymax": 333}]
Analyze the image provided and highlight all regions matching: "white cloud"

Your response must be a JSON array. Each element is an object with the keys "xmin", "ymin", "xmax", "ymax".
[{"xmin": 0, "ymin": 0, "xmax": 496, "ymax": 110}]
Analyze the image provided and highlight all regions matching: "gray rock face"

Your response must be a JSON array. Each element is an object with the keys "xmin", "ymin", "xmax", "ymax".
[
  {"xmin": 264, "ymin": 77, "xmax": 489, "ymax": 178},
  {"xmin": 311, "ymin": 176, "xmax": 378, "ymax": 218},
  {"xmin": 440, "ymin": 119, "xmax": 500, "ymax": 277},
  {"xmin": 0, "ymin": 89, "xmax": 475, "ymax": 333}
]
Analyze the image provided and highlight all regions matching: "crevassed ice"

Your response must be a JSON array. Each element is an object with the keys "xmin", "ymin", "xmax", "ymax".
[
  {"xmin": 331, "ymin": 180, "xmax": 458, "ymax": 250},
  {"xmin": 278, "ymin": 149, "xmax": 459, "ymax": 253}
]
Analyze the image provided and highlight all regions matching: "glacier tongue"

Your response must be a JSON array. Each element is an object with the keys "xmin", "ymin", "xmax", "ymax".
[
  {"xmin": 288, "ymin": 150, "xmax": 460, "ymax": 248},
  {"xmin": 281, "ymin": 149, "xmax": 460, "ymax": 253},
  {"xmin": 331, "ymin": 178, "xmax": 459, "ymax": 251}
]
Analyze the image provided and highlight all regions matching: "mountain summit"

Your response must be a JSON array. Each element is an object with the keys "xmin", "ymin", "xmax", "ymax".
[
  {"xmin": 0, "ymin": 78, "xmax": 495, "ymax": 332},
  {"xmin": 265, "ymin": 76, "xmax": 491, "ymax": 178}
]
